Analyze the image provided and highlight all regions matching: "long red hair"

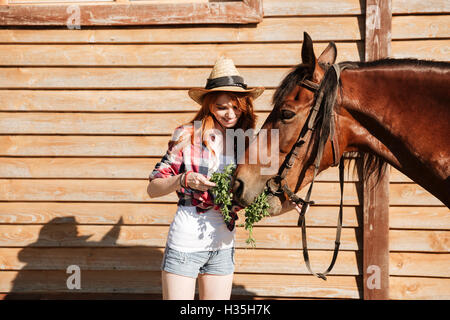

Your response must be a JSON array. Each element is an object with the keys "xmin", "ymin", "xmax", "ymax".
[{"xmin": 174, "ymin": 91, "xmax": 257, "ymax": 157}]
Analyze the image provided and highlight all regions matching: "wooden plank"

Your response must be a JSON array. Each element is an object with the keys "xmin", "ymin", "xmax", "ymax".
[
  {"xmin": 0, "ymin": 179, "xmax": 362, "ymax": 205},
  {"xmin": 0, "ymin": 271, "xmax": 450, "ymax": 300},
  {"xmin": 389, "ymin": 206, "xmax": 450, "ymax": 230},
  {"xmin": 0, "ymin": 89, "xmax": 276, "ymax": 112},
  {"xmin": 364, "ymin": 0, "xmax": 391, "ymax": 300},
  {"xmin": 0, "ymin": 201, "xmax": 361, "ymax": 227},
  {"xmin": 262, "ymin": 0, "xmax": 364, "ymax": 16},
  {"xmin": 0, "ymin": 17, "xmax": 363, "ymax": 43},
  {"xmin": 0, "ymin": 202, "xmax": 179, "ymax": 225},
  {"xmin": 4, "ymin": 248, "xmax": 448, "ymax": 278},
  {"xmin": 390, "ymin": 230, "xmax": 450, "ymax": 253},
  {"xmin": 0, "ymin": 247, "xmax": 361, "ymax": 275},
  {"xmin": 262, "ymin": 0, "xmax": 448, "ymax": 16},
  {"xmin": 0, "ymin": 271, "xmax": 361, "ymax": 298},
  {"xmin": 391, "ymin": 39, "xmax": 450, "ymax": 61},
  {"xmin": 392, "ymin": 15, "xmax": 450, "ymax": 40},
  {"xmin": 391, "ymin": 0, "xmax": 450, "ymax": 14},
  {"xmin": 0, "ymin": 224, "xmax": 447, "ymax": 252},
  {"xmin": 0, "ymin": 157, "xmax": 357, "ymax": 181},
  {"xmin": 0, "ymin": 1, "xmax": 263, "ymax": 26},
  {"xmin": 0, "ymin": 225, "xmax": 361, "ymax": 250},
  {"xmin": 232, "ymin": 274, "xmax": 361, "ymax": 299},
  {"xmin": 0, "ymin": 136, "xmax": 171, "ymax": 157},
  {"xmin": 0, "ymin": 67, "xmax": 288, "ymax": 89},
  {"xmin": 0, "ymin": 270, "xmax": 162, "ymax": 294},
  {"xmin": 0, "ymin": 42, "xmax": 361, "ymax": 67},
  {"xmin": 389, "ymin": 277, "xmax": 450, "ymax": 299},
  {"xmin": 264, "ymin": 0, "xmax": 450, "ymax": 16},
  {"xmin": 389, "ymin": 184, "xmax": 445, "ymax": 206},
  {"xmin": 0, "ymin": 156, "xmax": 401, "ymax": 182},
  {"xmin": 0, "ymin": 112, "xmax": 269, "ymax": 134},
  {"xmin": 0, "ymin": 201, "xmax": 446, "ymax": 230},
  {"xmin": 390, "ymin": 252, "xmax": 450, "ymax": 277}
]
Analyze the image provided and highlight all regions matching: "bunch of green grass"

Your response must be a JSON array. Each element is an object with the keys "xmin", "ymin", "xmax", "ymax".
[{"xmin": 210, "ymin": 163, "xmax": 270, "ymax": 247}]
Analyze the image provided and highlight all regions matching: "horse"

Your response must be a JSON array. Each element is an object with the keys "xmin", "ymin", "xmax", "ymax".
[{"xmin": 232, "ymin": 32, "xmax": 450, "ymax": 217}]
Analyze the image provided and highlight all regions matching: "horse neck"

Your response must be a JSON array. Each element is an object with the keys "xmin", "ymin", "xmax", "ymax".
[{"xmin": 338, "ymin": 65, "xmax": 450, "ymax": 202}]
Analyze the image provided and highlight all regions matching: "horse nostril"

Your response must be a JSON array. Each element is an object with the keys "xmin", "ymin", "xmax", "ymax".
[{"xmin": 232, "ymin": 178, "xmax": 244, "ymax": 200}]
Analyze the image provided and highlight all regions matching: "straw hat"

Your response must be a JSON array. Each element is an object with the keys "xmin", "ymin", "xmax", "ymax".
[{"xmin": 188, "ymin": 56, "xmax": 265, "ymax": 105}]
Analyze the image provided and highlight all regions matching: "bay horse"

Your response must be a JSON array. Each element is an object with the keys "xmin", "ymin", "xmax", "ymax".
[{"xmin": 232, "ymin": 32, "xmax": 450, "ymax": 218}]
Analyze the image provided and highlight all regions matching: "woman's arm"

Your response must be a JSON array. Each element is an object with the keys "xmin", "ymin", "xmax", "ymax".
[
  {"xmin": 147, "ymin": 174, "xmax": 182, "ymax": 198},
  {"xmin": 147, "ymin": 172, "xmax": 216, "ymax": 198}
]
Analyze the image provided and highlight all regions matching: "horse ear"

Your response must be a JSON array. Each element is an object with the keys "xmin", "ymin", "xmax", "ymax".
[
  {"xmin": 317, "ymin": 42, "xmax": 337, "ymax": 69},
  {"xmin": 301, "ymin": 32, "xmax": 316, "ymax": 74}
]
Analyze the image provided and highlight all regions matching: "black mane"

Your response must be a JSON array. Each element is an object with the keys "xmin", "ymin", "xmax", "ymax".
[{"xmin": 339, "ymin": 58, "xmax": 450, "ymax": 70}]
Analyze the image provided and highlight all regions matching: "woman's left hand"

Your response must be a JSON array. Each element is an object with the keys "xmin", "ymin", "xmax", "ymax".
[{"xmin": 291, "ymin": 201, "xmax": 310, "ymax": 215}]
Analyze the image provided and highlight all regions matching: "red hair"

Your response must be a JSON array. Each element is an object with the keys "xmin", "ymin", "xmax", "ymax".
[{"xmin": 174, "ymin": 91, "xmax": 257, "ymax": 157}]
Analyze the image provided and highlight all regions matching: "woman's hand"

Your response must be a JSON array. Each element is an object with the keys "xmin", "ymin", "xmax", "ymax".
[
  {"xmin": 185, "ymin": 172, "xmax": 216, "ymax": 192},
  {"xmin": 292, "ymin": 201, "xmax": 310, "ymax": 215}
]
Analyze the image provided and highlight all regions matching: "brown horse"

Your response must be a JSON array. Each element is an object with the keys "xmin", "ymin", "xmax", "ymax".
[{"xmin": 232, "ymin": 32, "xmax": 450, "ymax": 216}]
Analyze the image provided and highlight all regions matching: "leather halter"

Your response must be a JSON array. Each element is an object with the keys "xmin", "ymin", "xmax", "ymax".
[{"xmin": 265, "ymin": 64, "xmax": 344, "ymax": 280}]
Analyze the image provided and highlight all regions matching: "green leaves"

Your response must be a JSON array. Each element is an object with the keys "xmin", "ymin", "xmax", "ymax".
[
  {"xmin": 242, "ymin": 190, "xmax": 270, "ymax": 247},
  {"xmin": 210, "ymin": 163, "xmax": 271, "ymax": 247},
  {"xmin": 210, "ymin": 163, "xmax": 236, "ymax": 223}
]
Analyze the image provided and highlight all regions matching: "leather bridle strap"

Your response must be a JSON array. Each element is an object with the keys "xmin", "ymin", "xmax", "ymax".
[{"xmin": 297, "ymin": 157, "xmax": 344, "ymax": 280}]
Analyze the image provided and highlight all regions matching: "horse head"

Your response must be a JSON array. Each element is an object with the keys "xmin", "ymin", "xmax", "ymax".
[{"xmin": 232, "ymin": 32, "xmax": 346, "ymax": 215}]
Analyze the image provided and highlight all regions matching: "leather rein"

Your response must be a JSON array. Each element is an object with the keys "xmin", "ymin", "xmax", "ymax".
[{"xmin": 265, "ymin": 64, "xmax": 345, "ymax": 280}]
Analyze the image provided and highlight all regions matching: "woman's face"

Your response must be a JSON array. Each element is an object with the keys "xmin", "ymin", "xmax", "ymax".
[{"xmin": 210, "ymin": 92, "xmax": 243, "ymax": 129}]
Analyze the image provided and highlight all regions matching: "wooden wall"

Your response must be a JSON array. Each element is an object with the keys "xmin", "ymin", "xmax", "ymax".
[{"xmin": 0, "ymin": 0, "xmax": 449, "ymax": 299}]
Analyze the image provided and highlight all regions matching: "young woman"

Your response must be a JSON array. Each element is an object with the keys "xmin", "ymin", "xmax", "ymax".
[{"xmin": 147, "ymin": 57, "xmax": 264, "ymax": 300}]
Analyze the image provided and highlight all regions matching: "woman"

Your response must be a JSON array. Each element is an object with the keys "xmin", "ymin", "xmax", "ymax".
[{"xmin": 147, "ymin": 56, "xmax": 264, "ymax": 300}]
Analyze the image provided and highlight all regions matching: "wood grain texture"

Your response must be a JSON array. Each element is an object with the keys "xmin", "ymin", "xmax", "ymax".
[
  {"xmin": 0, "ymin": 89, "xmax": 276, "ymax": 112},
  {"xmin": 2, "ymin": 247, "xmax": 447, "ymax": 277},
  {"xmin": 0, "ymin": 177, "xmax": 442, "ymax": 205},
  {"xmin": 392, "ymin": 15, "xmax": 450, "ymax": 39},
  {"xmin": 389, "ymin": 277, "xmax": 450, "ymax": 299},
  {"xmin": 0, "ymin": 1, "xmax": 263, "ymax": 26},
  {"xmin": 0, "ymin": 156, "xmax": 409, "ymax": 181},
  {"xmin": 391, "ymin": 39, "xmax": 450, "ymax": 61},
  {"xmin": 0, "ymin": 201, "xmax": 446, "ymax": 229},
  {"xmin": 0, "ymin": 67, "xmax": 287, "ymax": 89},
  {"xmin": 0, "ymin": 201, "xmax": 361, "ymax": 227},
  {"xmin": 0, "ymin": 247, "xmax": 361, "ymax": 275},
  {"xmin": 263, "ymin": 0, "xmax": 450, "ymax": 16},
  {"xmin": 0, "ymin": 42, "xmax": 361, "ymax": 67},
  {"xmin": 0, "ymin": 270, "xmax": 362, "ymax": 298},
  {"xmin": 0, "ymin": 16, "xmax": 362, "ymax": 43},
  {"xmin": 0, "ymin": 179, "xmax": 362, "ymax": 204},
  {"xmin": 0, "ymin": 224, "xmax": 447, "ymax": 252},
  {"xmin": 0, "ymin": 112, "xmax": 269, "ymax": 134},
  {"xmin": 0, "ymin": 225, "xmax": 362, "ymax": 250}
]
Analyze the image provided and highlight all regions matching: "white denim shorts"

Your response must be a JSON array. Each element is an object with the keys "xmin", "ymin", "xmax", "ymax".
[{"xmin": 161, "ymin": 246, "xmax": 235, "ymax": 279}]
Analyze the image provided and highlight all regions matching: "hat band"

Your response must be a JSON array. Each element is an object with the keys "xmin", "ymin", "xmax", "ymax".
[{"xmin": 205, "ymin": 76, "xmax": 248, "ymax": 90}]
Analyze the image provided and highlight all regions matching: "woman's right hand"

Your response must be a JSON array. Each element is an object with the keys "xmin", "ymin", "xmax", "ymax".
[{"xmin": 185, "ymin": 172, "xmax": 216, "ymax": 192}]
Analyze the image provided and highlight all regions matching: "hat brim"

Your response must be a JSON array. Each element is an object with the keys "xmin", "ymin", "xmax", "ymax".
[{"xmin": 188, "ymin": 86, "xmax": 264, "ymax": 105}]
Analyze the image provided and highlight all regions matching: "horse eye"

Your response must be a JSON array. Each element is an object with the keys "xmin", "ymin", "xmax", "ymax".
[{"xmin": 281, "ymin": 109, "xmax": 296, "ymax": 120}]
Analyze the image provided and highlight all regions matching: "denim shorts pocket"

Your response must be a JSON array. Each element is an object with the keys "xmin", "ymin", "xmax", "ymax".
[{"xmin": 168, "ymin": 247, "xmax": 187, "ymax": 264}]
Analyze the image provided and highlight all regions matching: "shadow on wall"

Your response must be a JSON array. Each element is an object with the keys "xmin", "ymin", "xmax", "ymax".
[{"xmin": 3, "ymin": 216, "xmax": 255, "ymax": 300}]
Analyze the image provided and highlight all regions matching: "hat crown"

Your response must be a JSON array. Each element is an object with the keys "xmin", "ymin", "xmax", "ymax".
[{"xmin": 208, "ymin": 56, "xmax": 241, "ymax": 79}]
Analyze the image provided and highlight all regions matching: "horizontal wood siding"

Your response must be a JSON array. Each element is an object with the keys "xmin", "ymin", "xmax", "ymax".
[{"xmin": 0, "ymin": 0, "xmax": 448, "ymax": 300}]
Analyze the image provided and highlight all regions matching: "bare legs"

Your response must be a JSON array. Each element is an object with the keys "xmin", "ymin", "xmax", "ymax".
[{"xmin": 162, "ymin": 271, "xmax": 233, "ymax": 300}]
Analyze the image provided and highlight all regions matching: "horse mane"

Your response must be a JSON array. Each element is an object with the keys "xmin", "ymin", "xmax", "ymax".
[
  {"xmin": 272, "ymin": 61, "xmax": 394, "ymax": 183},
  {"xmin": 339, "ymin": 58, "xmax": 450, "ymax": 72}
]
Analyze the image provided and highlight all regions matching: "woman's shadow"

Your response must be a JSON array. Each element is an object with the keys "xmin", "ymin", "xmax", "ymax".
[{"xmin": 4, "ymin": 216, "xmax": 255, "ymax": 299}]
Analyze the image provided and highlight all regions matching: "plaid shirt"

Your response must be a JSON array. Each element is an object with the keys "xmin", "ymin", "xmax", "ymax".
[{"xmin": 149, "ymin": 124, "xmax": 239, "ymax": 231}]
